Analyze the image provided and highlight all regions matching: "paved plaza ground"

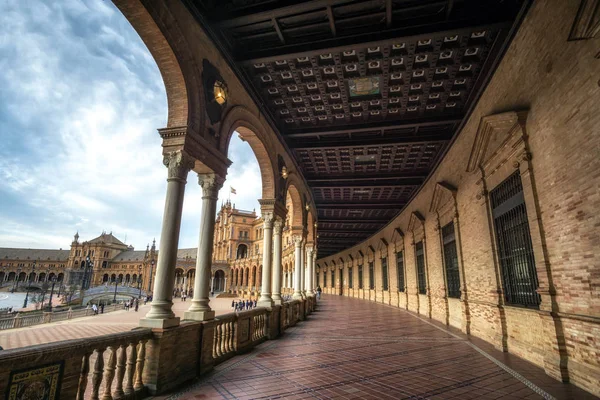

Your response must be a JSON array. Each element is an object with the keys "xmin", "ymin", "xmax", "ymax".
[
  {"xmin": 155, "ymin": 296, "xmax": 595, "ymax": 400},
  {"xmin": 0, "ymin": 296, "xmax": 239, "ymax": 349}
]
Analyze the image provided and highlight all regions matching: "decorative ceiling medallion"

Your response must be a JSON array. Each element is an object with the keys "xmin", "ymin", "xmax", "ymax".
[{"xmin": 347, "ymin": 76, "xmax": 381, "ymax": 97}]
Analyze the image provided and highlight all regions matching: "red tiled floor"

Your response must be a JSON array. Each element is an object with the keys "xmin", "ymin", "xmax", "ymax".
[{"xmin": 158, "ymin": 295, "xmax": 597, "ymax": 400}]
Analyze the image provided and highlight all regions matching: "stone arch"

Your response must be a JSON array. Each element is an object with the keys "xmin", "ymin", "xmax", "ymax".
[
  {"xmin": 286, "ymin": 182, "xmax": 304, "ymax": 230},
  {"xmin": 57, "ymin": 273, "xmax": 64, "ymax": 282},
  {"xmin": 112, "ymin": 0, "xmax": 203, "ymax": 130},
  {"xmin": 244, "ymin": 267, "xmax": 250, "ymax": 286},
  {"xmin": 214, "ymin": 269, "xmax": 226, "ymax": 292},
  {"xmin": 307, "ymin": 210, "xmax": 316, "ymax": 244},
  {"xmin": 237, "ymin": 243, "xmax": 248, "ymax": 259},
  {"xmin": 219, "ymin": 106, "xmax": 277, "ymax": 200},
  {"xmin": 103, "ymin": 274, "xmax": 109, "ymax": 283}
]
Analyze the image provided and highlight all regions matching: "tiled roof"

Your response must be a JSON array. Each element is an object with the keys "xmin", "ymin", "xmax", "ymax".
[
  {"xmin": 111, "ymin": 250, "xmax": 147, "ymax": 262},
  {"xmin": 88, "ymin": 232, "xmax": 127, "ymax": 246},
  {"xmin": 177, "ymin": 248, "xmax": 198, "ymax": 259},
  {"xmin": 0, "ymin": 248, "xmax": 70, "ymax": 261}
]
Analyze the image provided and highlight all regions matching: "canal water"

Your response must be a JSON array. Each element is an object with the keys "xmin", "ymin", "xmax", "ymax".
[{"xmin": 0, "ymin": 293, "xmax": 27, "ymax": 311}]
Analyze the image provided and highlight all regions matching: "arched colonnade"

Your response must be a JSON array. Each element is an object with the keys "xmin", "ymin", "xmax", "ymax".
[{"xmin": 111, "ymin": 0, "xmax": 319, "ymax": 329}]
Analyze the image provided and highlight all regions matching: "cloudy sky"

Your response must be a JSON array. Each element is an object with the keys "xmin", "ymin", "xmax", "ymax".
[{"xmin": 0, "ymin": 1, "xmax": 261, "ymax": 250}]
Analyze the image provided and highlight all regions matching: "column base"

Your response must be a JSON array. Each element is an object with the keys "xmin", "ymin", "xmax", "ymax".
[
  {"xmin": 184, "ymin": 310, "xmax": 215, "ymax": 321},
  {"xmin": 273, "ymin": 298, "xmax": 283, "ymax": 306},
  {"xmin": 139, "ymin": 316, "xmax": 180, "ymax": 329}
]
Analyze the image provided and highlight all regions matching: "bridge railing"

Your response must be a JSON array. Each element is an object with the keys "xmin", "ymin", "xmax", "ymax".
[{"xmin": 0, "ymin": 303, "xmax": 125, "ymax": 331}]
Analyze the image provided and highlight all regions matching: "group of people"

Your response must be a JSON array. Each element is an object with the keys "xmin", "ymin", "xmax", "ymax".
[
  {"xmin": 124, "ymin": 298, "xmax": 140, "ymax": 312},
  {"xmin": 87, "ymin": 303, "xmax": 105, "ymax": 314},
  {"xmin": 174, "ymin": 288, "xmax": 192, "ymax": 301},
  {"xmin": 232, "ymin": 299, "xmax": 257, "ymax": 311}
]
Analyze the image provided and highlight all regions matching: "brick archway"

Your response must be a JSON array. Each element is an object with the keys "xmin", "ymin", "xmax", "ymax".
[
  {"xmin": 219, "ymin": 106, "xmax": 277, "ymax": 200},
  {"xmin": 286, "ymin": 181, "xmax": 304, "ymax": 230}
]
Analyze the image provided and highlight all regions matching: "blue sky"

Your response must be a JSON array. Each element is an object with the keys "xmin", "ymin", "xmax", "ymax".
[{"xmin": 0, "ymin": 1, "xmax": 261, "ymax": 250}]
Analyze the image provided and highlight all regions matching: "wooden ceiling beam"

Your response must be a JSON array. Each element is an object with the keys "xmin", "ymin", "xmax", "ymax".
[
  {"xmin": 238, "ymin": 22, "xmax": 509, "ymax": 63},
  {"xmin": 286, "ymin": 118, "xmax": 462, "ymax": 139},
  {"xmin": 316, "ymin": 202, "xmax": 403, "ymax": 209},
  {"xmin": 292, "ymin": 133, "xmax": 451, "ymax": 150},
  {"xmin": 307, "ymin": 173, "xmax": 427, "ymax": 182},
  {"xmin": 311, "ymin": 181, "xmax": 421, "ymax": 188},
  {"xmin": 319, "ymin": 219, "xmax": 389, "ymax": 224}
]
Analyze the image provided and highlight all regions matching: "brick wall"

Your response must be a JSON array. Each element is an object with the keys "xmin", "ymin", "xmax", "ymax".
[{"xmin": 316, "ymin": 0, "xmax": 600, "ymax": 395}]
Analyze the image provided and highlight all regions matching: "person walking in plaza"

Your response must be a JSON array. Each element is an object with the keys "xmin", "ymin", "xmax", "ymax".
[
  {"xmin": 231, "ymin": 299, "xmax": 235, "ymax": 309},
  {"xmin": 316, "ymin": 286, "xmax": 322, "ymax": 300},
  {"xmin": 92, "ymin": 304, "xmax": 98, "ymax": 315},
  {"xmin": 100, "ymin": 303, "xmax": 104, "ymax": 314},
  {"xmin": 134, "ymin": 298, "xmax": 139, "ymax": 312}
]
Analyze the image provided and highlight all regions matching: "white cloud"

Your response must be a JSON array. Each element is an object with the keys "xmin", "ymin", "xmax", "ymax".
[{"xmin": 0, "ymin": 0, "xmax": 263, "ymax": 251}]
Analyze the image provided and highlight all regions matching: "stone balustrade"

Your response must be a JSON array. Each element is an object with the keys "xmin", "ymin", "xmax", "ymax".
[
  {"xmin": 0, "ymin": 298, "xmax": 315, "ymax": 397},
  {"xmin": 0, "ymin": 304, "xmax": 125, "ymax": 331}
]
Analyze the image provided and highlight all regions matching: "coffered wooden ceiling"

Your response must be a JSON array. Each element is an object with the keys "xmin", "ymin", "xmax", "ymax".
[{"xmin": 184, "ymin": 0, "xmax": 529, "ymax": 258}]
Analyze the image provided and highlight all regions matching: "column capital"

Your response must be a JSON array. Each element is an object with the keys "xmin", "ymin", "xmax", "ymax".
[
  {"xmin": 273, "ymin": 218, "xmax": 284, "ymax": 234},
  {"xmin": 306, "ymin": 246, "xmax": 314, "ymax": 256},
  {"xmin": 292, "ymin": 235, "xmax": 303, "ymax": 247},
  {"xmin": 198, "ymin": 173, "xmax": 225, "ymax": 200},
  {"xmin": 163, "ymin": 150, "xmax": 195, "ymax": 182},
  {"xmin": 262, "ymin": 212, "xmax": 275, "ymax": 228}
]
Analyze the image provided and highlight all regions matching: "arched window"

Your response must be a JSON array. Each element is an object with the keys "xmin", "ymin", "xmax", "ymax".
[{"xmin": 236, "ymin": 244, "xmax": 248, "ymax": 259}]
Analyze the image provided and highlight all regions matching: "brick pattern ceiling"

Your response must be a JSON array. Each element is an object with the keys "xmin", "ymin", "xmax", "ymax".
[{"xmin": 185, "ymin": 0, "xmax": 528, "ymax": 258}]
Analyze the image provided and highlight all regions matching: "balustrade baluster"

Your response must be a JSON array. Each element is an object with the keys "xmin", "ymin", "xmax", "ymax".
[
  {"xmin": 76, "ymin": 352, "xmax": 91, "ymax": 400},
  {"xmin": 91, "ymin": 347, "xmax": 106, "ymax": 400},
  {"xmin": 101, "ymin": 346, "xmax": 117, "ymax": 400},
  {"xmin": 125, "ymin": 342, "xmax": 137, "ymax": 394},
  {"xmin": 212, "ymin": 325, "xmax": 218, "ymax": 359},
  {"xmin": 134, "ymin": 340, "xmax": 146, "ymax": 391},
  {"xmin": 228, "ymin": 321, "xmax": 233, "ymax": 353},
  {"xmin": 220, "ymin": 322, "xmax": 226, "ymax": 355},
  {"xmin": 114, "ymin": 344, "xmax": 127, "ymax": 398}
]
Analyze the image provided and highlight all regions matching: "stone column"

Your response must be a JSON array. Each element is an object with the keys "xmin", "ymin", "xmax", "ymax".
[
  {"xmin": 313, "ymin": 250, "xmax": 317, "ymax": 292},
  {"xmin": 300, "ymin": 239, "xmax": 306, "ymax": 298},
  {"xmin": 185, "ymin": 173, "xmax": 224, "ymax": 321},
  {"xmin": 140, "ymin": 150, "xmax": 194, "ymax": 329},
  {"xmin": 292, "ymin": 236, "xmax": 303, "ymax": 299},
  {"xmin": 306, "ymin": 246, "xmax": 315, "ymax": 296},
  {"xmin": 258, "ymin": 213, "xmax": 275, "ymax": 307},
  {"xmin": 271, "ymin": 219, "xmax": 283, "ymax": 305}
]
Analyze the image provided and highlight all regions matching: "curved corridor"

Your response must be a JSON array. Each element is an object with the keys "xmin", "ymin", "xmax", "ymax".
[{"xmin": 159, "ymin": 296, "xmax": 595, "ymax": 400}]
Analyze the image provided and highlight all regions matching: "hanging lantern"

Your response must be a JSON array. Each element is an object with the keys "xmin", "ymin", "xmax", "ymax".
[{"xmin": 213, "ymin": 80, "xmax": 227, "ymax": 105}]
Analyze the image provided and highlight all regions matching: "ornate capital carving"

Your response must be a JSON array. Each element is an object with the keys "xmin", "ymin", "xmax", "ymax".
[
  {"xmin": 198, "ymin": 173, "xmax": 224, "ymax": 200},
  {"xmin": 163, "ymin": 150, "xmax": 195, "ymax": 181},
  {"xmin": 292, "ymin": 235, "xmax": 303, "ymax": 246},
  {"xmin": 262, "ymin": 212, "xmax": 275, "ymax": 229},
  {"xmin": 273, "ymin": 218, "xmax": 284, "ymax": 234}
]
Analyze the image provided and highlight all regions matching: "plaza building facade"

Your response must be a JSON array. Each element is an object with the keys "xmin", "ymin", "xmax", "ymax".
[{"xmin": 0, "ymin": 198, "xmax": 302, "ymax": 299}]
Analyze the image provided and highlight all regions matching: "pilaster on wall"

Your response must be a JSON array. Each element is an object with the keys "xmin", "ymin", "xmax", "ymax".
[
  {"xmin": 430, "ymin": 182, "xmax": 470, "ymax": 333},
  {"xmin": 408, "ymin": 212, "xmax": 430, "ymax": 318},
  {"xmin": 390, "ymin": 228, "xmax": 407, "ymax": 310},
  {"xmin": 468, "ymin": 110, "xmax": 569, "ymax": 382}
]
